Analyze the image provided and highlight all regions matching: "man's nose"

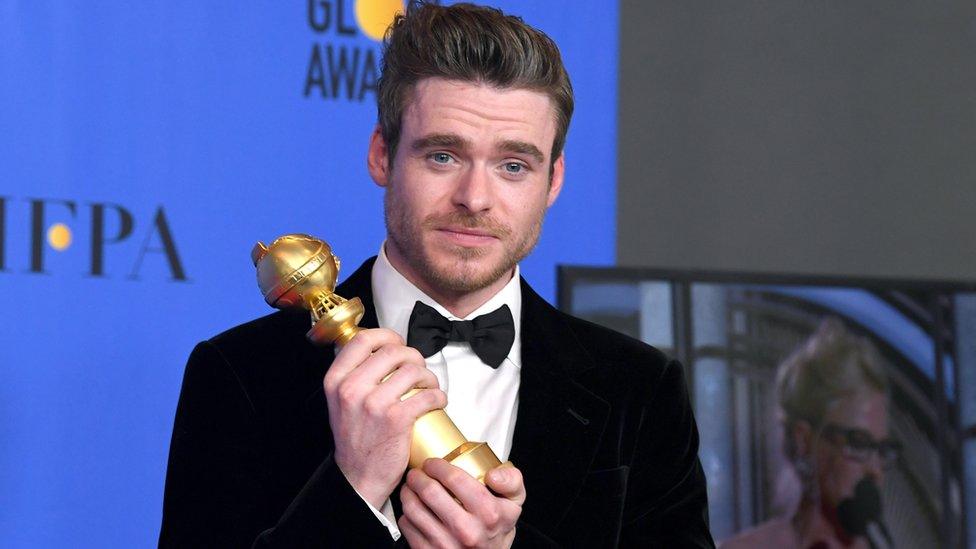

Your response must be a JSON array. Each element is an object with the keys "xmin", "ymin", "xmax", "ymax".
[{"xmin": 451, "ymin": 165, "xmax": 493, "ymax": 212}]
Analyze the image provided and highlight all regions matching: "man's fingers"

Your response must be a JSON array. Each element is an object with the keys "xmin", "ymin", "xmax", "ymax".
[
  {"xmin": 406, "ymin": 465, "xmax": 471, "ymax": 527},
  {"xmin": 400, "ymin": 484, "xmax": 455, "ymax": 548},
  {"xmin": 324, "ymin": 328, "xmax": 404, "ymax": 387},
  {"xmin": 423, "ymin": 458, "xmax": 494, "ymax": 513},
  {"xmin": 407, "ymin": 461, "xmax": 524, "ymax": 546},
  {"xmin": 486, "ymin": 464, "xmax": 526, "ymax": 505},
  {"xmin": 397, "ymin": 514, "xmax": 430, "ymax": 549},
  {"xmin": 424, "ymin": 458, "xmax": 525, "ymax": 539},
  {"xmin": 347, "ymin": 342, "xmax": 426, "ymax": 386},
  {"xmin": 398, "ymin": 386, "xmax": 448, "ymax": 422},
  {"xmin": 372, "ymin": 361, "xmax": 440, "ymax": 403}
]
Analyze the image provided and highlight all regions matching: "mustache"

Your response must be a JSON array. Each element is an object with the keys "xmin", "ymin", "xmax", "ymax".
[{"xmin": 423, "ymin": 211, "xmax": 511, "ymax": 239}]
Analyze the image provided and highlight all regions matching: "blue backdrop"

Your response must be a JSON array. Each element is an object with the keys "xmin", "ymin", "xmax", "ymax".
[{"xmin": 0, "ymin": 2, "xmax": 617, "ymax": 546}]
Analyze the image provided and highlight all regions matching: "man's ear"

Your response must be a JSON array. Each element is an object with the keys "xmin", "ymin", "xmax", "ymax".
[
  {"xmin": 367, "ymin": 125, "xmax": 391, "ymax": 187},
  {"xmin": 546, "ymin": 153, "xmax": 566, "ymax": 207}
]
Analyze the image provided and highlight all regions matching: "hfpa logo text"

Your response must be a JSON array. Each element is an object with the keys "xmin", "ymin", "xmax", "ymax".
[{"xmin": 0, "ymin": 197, "xmax": 187, "ymax": 281}]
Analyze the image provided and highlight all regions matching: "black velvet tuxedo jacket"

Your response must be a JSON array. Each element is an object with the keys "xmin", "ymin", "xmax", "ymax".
[{"xmin": 159, "ymin": 258, "xmax": 714, "ymax": 548}]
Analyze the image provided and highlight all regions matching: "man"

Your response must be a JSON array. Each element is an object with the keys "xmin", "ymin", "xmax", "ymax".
[{"xmin": 160, "ymin": 2, "xmax": 713, "ymax": 547}]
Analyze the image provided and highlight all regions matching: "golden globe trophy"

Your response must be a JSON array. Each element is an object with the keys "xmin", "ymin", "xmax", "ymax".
[{"xmin": 251, "ymin": 234, "xmax": 504, "ymax": 483}]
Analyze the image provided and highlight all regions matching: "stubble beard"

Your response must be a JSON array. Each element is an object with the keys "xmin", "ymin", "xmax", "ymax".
[{"xmin": 384, "ymin": 191, "xmax": 543, "ymax": 295}]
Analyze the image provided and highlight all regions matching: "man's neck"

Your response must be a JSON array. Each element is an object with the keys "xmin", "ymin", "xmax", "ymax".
[{"xmin": 383, "ymin": 244, "xmax": 514, "ymax": 319}]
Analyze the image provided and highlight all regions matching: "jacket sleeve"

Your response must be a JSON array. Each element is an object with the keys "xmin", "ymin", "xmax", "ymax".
[
  {"xmin": 620, "ymin": 358, "xmax": 715, "ymax": 548},
  {"xmin": 159, "ymin": 341, "xmax": 394, "ymax": 548}
]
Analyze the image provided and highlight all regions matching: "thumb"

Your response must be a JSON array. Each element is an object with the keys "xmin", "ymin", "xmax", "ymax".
[{"xmin": 487, "ymin": 463, "xmax": 525, "ymax": 504}]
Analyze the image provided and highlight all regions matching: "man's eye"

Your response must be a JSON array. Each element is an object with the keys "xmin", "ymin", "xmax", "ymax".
[
  {"xmin": 504, "ymin": 162, "xmax": 524, "ymax": 174},
  {"xmin": 431, "ymin": 153, "xmax": 453, "ymax": 164}
]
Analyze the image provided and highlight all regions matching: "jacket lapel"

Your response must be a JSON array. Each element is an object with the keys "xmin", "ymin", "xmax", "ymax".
[
  {"xmin": 336, "ymin": 255, "xmax": 380, "ymax": 329},
  {"xmin": 508, "ymin": 280, "xmax": 610, "ymax": 535}
]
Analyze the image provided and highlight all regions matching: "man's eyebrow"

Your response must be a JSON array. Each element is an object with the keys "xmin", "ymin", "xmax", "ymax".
[
  {"xmin": 411, "ymin": 133, "xmax": 470, "ymax": 151},
  {"xmin": 498, "ymin": 139, "xmax": 545, "ymax": 164}
]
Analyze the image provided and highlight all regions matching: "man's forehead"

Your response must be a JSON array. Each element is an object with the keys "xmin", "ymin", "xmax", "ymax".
[
  {"xmin": 402, "ymin": 78, "xmax": 557, "ymax": 133},
  {"xmin": 409, "ymin": 77, "xmax": 552, "ymax": 102}
]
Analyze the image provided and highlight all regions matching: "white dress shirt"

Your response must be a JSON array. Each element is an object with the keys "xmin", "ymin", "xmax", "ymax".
[{"xmin": 353, "ymin": 244, "xmax": 523, "ymax": 539}]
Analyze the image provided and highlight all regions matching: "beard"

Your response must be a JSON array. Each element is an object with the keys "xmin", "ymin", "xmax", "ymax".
[{"xmin": 384, "ymin": 191, "xmax": 543, "ymax": 294}]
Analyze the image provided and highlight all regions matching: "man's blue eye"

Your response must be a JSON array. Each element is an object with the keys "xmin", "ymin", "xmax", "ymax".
[
  {"xmin": 505, "ymin": 163, "xmax": 523, "ymax": 174},
  {"xmin": 432, "ymin": 153, "xmax": 452, "ymax": 163}
]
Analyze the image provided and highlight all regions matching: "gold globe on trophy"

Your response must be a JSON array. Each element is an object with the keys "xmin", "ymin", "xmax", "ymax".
[{"xmin": 251, "ymin": 234, "xmax": 504, "ymax": 482}]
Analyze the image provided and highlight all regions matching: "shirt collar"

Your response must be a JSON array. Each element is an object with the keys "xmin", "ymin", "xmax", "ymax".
[{"xmin": 371, "ymin": 242, "xmax": 522, "ymax": 368}]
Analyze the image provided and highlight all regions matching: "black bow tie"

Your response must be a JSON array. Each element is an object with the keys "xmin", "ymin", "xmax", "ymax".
[{"xmin": 407, "ymin": 301, "xmax": 515, "ymax": 369}]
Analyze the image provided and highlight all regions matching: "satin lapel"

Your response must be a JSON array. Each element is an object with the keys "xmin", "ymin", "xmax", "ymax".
[{"xmin": 508, "ymin": 280, "xmax": 610, "ymax": 535}]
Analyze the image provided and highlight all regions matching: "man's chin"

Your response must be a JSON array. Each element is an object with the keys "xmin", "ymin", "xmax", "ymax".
[
  {"xmin": 426, "ymin": 241, "xmax": 497, "ymax": 268},
  {"xmin": 424, "ymin": 255, "xmax": 512, "ymax": 293}
]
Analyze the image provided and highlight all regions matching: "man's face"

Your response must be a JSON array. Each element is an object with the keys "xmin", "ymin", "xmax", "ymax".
[{"xmin": 368, "ymin": 78, "xmax": 564, "ymax": 296}]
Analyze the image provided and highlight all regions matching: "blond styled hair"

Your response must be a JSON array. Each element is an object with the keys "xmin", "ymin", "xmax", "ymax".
[{"xmin": 776, "ymin": 318, "xmax": 888, "ymax": 458}]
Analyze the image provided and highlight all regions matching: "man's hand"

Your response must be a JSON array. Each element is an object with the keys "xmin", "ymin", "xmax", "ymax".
[
  {"xmin": 324, "ymin": 328, "xmax": 447, "ymax": 508},
  {"xmin": 398, "ymin": 459, "xmax": 526, "ymax": 548}
]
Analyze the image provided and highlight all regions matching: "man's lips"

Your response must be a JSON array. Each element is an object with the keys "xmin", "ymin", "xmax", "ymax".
[
  {"xmin": 439, "ymin": 226, "xmax": 496, "ymax": 237},
  {"xmin": 435, "ymin": 226, "xmax": 499, "ymax": 245}
]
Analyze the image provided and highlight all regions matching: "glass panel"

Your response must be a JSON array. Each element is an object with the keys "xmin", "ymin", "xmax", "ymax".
[
  {"xmin": 638, "ymin": 281, "xmax": 673, "ymax": 353},
  {"xmin": 954, "ymin": 293, "xmax": 976, "ymax": 549},
  {"xmin": 690, "ymin": 283, "xmax": 735, "ymax": 538},
  {"xmin": 570, "ymin": 281, "xmax": 641, "ymax": 340}
]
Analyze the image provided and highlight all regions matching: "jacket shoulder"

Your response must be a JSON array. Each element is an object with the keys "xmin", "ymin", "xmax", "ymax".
[
  {"xmin": 208, "ymin": 309, "xmax": 312, "ymax": 359},
  {"xmin": 189, "ymin": 309, "xmax": 328, "ymax": 411},
  {"xmin": 561, "ymin": 311, "xmax": 670, "ymax": 365},
  {"xmin": 553, "ymin": 308, "xmax": 673, "ymax": 378},
  {"xmin": 540, "ymin": 306, "xmax": 689, "ymax": 420}
]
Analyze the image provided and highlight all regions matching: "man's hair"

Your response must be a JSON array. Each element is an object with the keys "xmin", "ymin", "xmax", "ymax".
[{"xmin": 377, "ymin": 1, "xmax": 574, "ymax": 165}]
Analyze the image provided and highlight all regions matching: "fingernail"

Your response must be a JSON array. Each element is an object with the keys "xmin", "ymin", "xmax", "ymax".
[{"xmin": 490, "ymin": 468, "xmax": 508, "ymax": 483}]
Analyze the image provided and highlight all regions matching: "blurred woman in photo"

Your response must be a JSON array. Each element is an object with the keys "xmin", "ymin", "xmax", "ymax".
[{"xmin": 720, "ymin": 318, "xmax": 900, "ymax": 549}]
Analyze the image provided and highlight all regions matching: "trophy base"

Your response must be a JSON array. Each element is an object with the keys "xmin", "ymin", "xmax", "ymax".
[{"xmin": 443, "ymin": 441, "xmax": 503, "ymax": 483}]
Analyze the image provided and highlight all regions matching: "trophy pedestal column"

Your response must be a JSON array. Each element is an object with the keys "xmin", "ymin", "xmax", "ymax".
[
  {"xmin": 443, "ymin": 442, "xmax": 504, "ymax": 483},
  {"xmin": 409, "ymin": 407, "xmax": 502, "ymax": 482}
]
